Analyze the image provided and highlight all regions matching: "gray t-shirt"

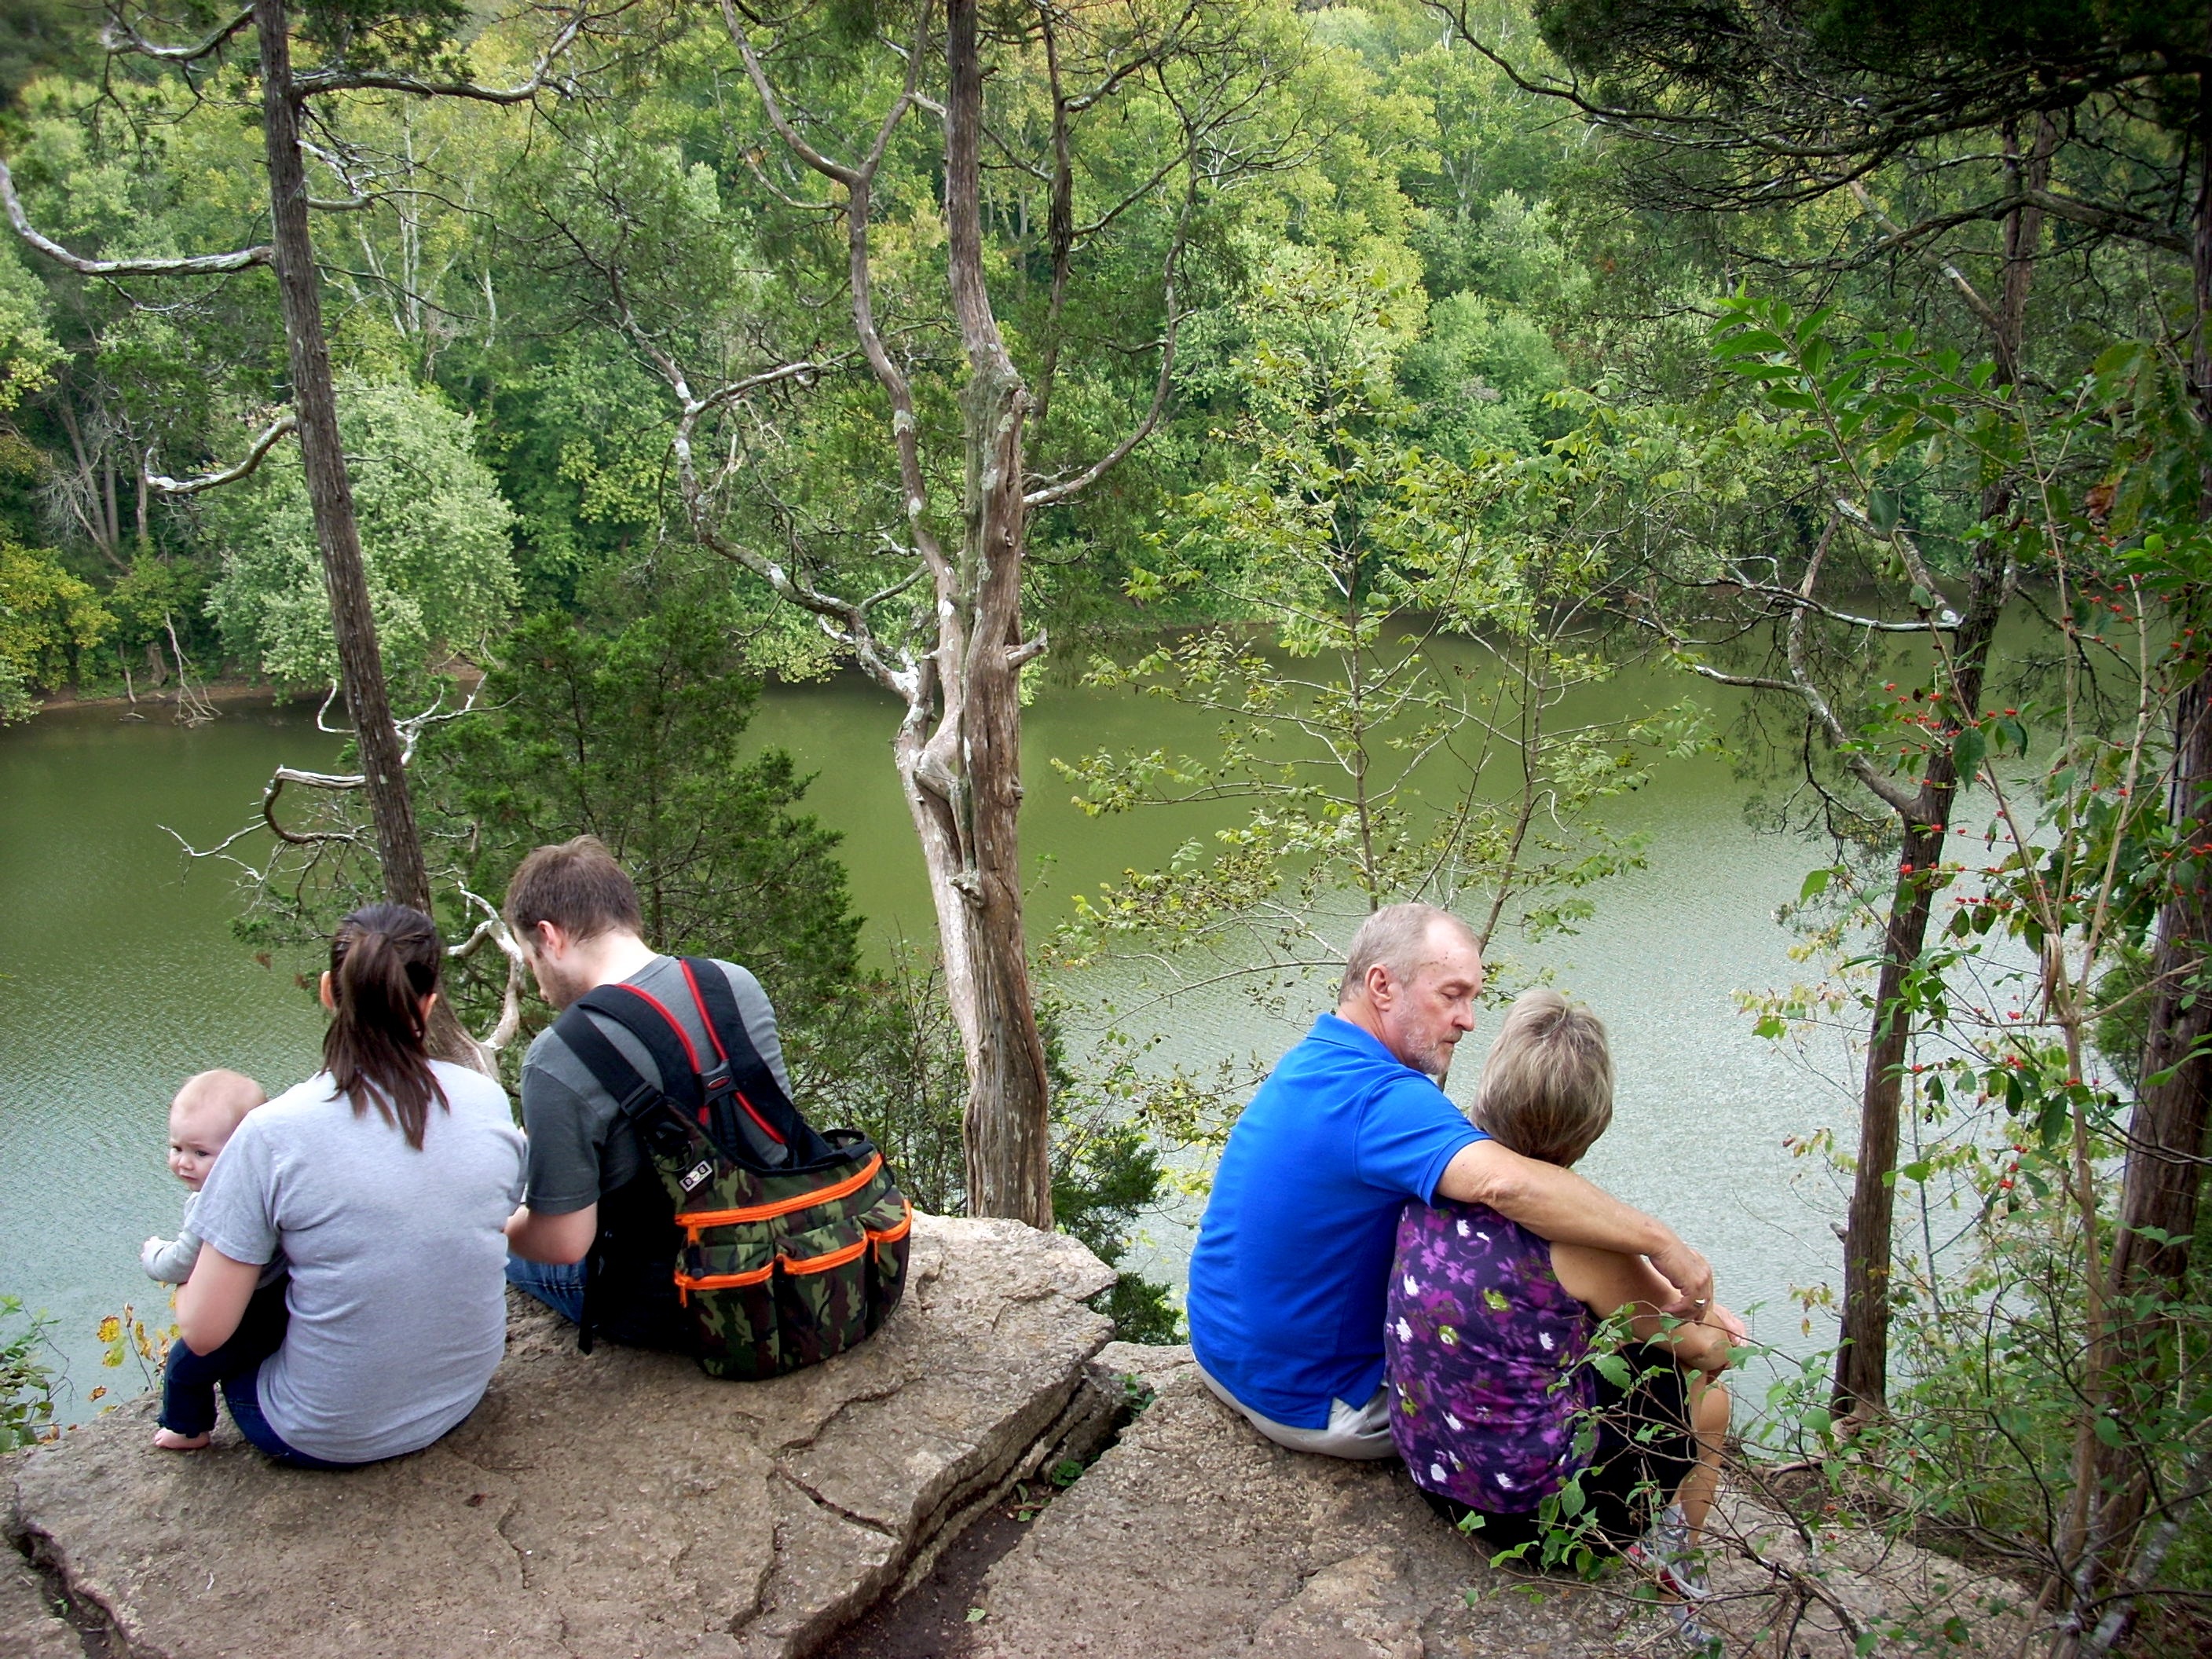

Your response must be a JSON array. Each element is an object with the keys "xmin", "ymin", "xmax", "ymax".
[
  {"xmin": 142, "ymin": 1188, "xmax": 284, "ymax": 1289},
  {"xmin": 193, "ymin": 1060, "xmax": 526, "ymax": 1465},
  {"xmin": 518, "ymin": 956, "xmax": 790, "ymax": 1214}
]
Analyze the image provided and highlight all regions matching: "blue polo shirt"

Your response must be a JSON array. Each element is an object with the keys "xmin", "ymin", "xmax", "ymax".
[{"xmin": 1186, "ymin": 1013, "xmax": 1485, "ymax": 1429}]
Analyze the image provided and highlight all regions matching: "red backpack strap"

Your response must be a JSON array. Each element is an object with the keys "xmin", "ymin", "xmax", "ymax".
[{"xmin": 679, "ymin": 958, "xmax": 837, "ymax": 1167}]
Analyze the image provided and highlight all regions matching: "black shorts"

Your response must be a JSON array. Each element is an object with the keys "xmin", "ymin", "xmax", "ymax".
[{"xmin": 1419, "ymin": 1342, "xmax": 1698, "ymax": 1555}]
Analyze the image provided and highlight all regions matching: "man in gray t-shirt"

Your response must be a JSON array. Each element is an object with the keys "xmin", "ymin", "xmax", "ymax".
[{"xmin": 501, "ymin": 837, "xmax": 795, "ymax": 1350}]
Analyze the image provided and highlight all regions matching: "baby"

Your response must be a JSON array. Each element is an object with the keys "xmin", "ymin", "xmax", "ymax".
[
  {"xmin": 143, "ymin": 1069, "xmax": 265, "ymax": 1284},
  {"xmin": 143, "ymin": 1069, "xmax": 284, "ymax": 1451}
]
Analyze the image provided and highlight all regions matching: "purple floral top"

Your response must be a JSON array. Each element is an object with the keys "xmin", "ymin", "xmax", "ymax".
[{"xmin": 1384, "ymin": 1198, "xmax": 1594, "ymax": 1513}]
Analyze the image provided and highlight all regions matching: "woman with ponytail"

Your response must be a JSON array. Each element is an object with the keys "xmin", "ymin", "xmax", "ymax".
[{"xmin": 172, "ymin": 904, "xmax": 525, "ymax": 1467}]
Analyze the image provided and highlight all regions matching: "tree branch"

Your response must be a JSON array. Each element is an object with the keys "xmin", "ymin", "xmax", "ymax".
[
  {"xmin": 0, "ymin": 159, "xmax": 271, "ymax": 275},
  {"xmin": 726, "ymin": 0, "xmax": 948, "ymax": 584},
  {"xmin": 1849, "ymin": 180, "xmax": 2005, "ymax": 342},
  {"xmin": 1026, "ymin": 175, "xmax": 1196, "ymax": 510},
  {"xmin": 293, "ymin": 5, "xmax": 602, "ymax": 104},
  {"xmin": 144, "ymin": 412, "xmax": 297, "ymax": 496},
  {"xmin": 1713, "ymin": 571, "xmax": 1956, "ymax": 633},
  {"xmin": 101, "ymin": 3, "xmax": 255, "ymax": 64},
  {"xmin": 449, "ymin": 886, "xmax": 529, "ymax": 1052},
  {"xmin": 723, "ymin": 0, "xmax": 859, "ymax": 186},
  {"xmin": 2026, "ymin": 188, "xmax": 2191, "ymax": 255}
]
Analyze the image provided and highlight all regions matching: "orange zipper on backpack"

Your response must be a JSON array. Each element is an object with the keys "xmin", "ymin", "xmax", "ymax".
[
  {"xmin": 676, "ymin": 1199, "xmax": 914, "ymax": 1302},
  {"xmin": 677, "ymin": 1153, "xmax": 884, "ymax": 1239}
]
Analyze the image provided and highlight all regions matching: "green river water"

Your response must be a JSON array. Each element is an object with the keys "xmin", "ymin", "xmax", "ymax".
[{"xmin": 2, "ymin": 669, "xmax": 1855, "ymax": 1419}]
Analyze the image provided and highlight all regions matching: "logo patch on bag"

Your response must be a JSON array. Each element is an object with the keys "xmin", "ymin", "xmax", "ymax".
[{"xmin": 680, "ymin": 1159, "xmax": 714, "ymax": 1194}]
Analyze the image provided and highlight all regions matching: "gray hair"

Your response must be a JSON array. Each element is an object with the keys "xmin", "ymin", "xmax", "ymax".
[
  {"xmin": 1339, "ymin": 903, "xmax": 1479, "ymax": 1002},
  {"xmin": 1474, "ymin": 988, "xmax": 1615, "ymax": 1166}
]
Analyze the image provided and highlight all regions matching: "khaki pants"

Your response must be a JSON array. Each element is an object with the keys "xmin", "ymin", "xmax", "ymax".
[{"xmin": 1194, "ymin": 1357, "xmax": 1397, "ymax": 1460}]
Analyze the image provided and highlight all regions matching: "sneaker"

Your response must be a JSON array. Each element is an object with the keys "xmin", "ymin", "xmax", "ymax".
[
  {"xmin": 1667, "ymin": 1602, "xmax": 1723, "ymax": 1656},
  {"xmin": 1626, "ymin": 1503, "xmax": 1711, "ymax": 1602}
]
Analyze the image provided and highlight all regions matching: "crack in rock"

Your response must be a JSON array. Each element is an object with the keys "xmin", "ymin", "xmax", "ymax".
[
  {"xmin": 9, "ymin": 1526, "xmax": 123, "ymax": 1659},
  {"xmin": 775, "ymin": 1470, "xmax": 900, "ymax": 1540},
  {"xmin": 767, "ymin": 1378, "xmax": 913, "ymax": 1457}
]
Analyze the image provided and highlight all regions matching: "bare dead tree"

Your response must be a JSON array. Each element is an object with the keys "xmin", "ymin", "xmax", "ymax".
[
  {"xmin": 1, "ymin": 0, "xmax": 624, "ymax": 1068},
  {"xmin": 536, "ymin": 0, "xmax": 1320, "ymax": 1223},
  {"xmin": 165, "ymin": 683, "xmax": 531, "ymax": 1055}
]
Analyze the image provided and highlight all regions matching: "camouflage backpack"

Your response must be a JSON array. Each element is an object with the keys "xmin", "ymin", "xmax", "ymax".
[{"xmin": 552, "ymin": 958, "xmax": 912, "ymax": 1380}]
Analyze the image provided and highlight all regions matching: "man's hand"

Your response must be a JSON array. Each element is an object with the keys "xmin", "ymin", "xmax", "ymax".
[
  {"xmin": 1440, "ymin": 1141, "xmax": 1716, "ymax": 1308},
  {"xmin": 1706, "ymin": 1301, "xmax": 1749, "ymax": 1344},
  {"xmin": 1646, "ymin": 1238, "xmax": 1716, "ymax": 1317}
]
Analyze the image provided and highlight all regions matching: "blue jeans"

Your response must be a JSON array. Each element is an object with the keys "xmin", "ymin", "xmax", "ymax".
[
  {"xmin": 219, "ymin": 1362, "xmax": 357, "ymax": 1471},
  {"xmin": 506, "ymin": 1252, "xmax": 586, "ymax": 1324},
  {"xmin": 159, "ymin": 1280, "xmax": 290, "ymax": 1439}
]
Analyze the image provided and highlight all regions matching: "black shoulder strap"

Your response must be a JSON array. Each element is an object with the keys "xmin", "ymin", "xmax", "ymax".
[
  {"xmin": 680, "ymin": 959, "xmax": 836, "ymax": 1166},
  {"xmin": 558, "ymin": 985, "xmax": 705, "ymax": 1126},
  {"xmin": 547, "ymin": 988, "xmax": 701, "ymax": 1358}
]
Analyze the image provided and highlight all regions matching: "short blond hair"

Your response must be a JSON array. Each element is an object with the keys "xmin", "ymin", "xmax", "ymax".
[
  {"xmin": 171, "ymin": 1069, "xmax": 266, "ymax": 1131},
  {"xmin": 1474, "ymin": 989, "xmax": 1613, "ymax": 1166}
]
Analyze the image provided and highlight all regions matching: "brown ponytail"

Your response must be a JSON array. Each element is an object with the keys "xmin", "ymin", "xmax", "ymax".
[{"xmin": 324, "ymin": 903, "xmax": 449, "ymax": 1149}]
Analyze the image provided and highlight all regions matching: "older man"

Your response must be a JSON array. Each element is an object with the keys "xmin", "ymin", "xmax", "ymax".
[{"xmin": 1186, "ymin": 903, "xmax": 1717, "ymax": 1459}]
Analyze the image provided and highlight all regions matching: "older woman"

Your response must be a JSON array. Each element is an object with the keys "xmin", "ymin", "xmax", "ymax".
[
  {"xmin": 1384, "ymin": 989, "xmax": 1734, "ymax": 1617},
  {"xmin": 172, "ymin": 903, "xmax": 525, "ymax": 1468}
]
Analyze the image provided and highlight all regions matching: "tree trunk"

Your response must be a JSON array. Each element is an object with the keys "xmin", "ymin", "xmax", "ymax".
[
  {"xmin": 2083, "ymin": 68, "xmax": 2212, "ymax": 1601},
  {"xmin": 932, "ymin": 0, "xmax": 1053, "ymax": 1228},
  {"xmin": 1831, "ymin": 587, "xmax": 2005, "ymax": 1415},
  {"xmin": 257, "ymin": 0, "xmax": 427, "ymax": 915},
  {"xmin": 2105, "ymin": 73, "xmax": 2212, "ymax": 1363},
  {"xmin": 1833, "ymin": 141, "xmax": 2048, "ymax": 1416},
  {"xmin": 256, "ymin": 0, "xmax": 480, "ymax": 1068}
]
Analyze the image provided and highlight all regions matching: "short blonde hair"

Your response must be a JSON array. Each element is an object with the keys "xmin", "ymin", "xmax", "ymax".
[
  {"xmin": 1474, "ymin": 989, "xmax": 1614, "ymax": 1166},
  {"xmin": 171, "ymin": 1069, "xmax": 266, "ymax": 1130}
]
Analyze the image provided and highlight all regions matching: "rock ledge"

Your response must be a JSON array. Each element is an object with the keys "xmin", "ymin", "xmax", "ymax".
[
  {"xmin": 5, "ymin": 1214, "xmax": 1113, "ymax": 1659},
  {"xmin": 969, "ymin": 1348, "xmax": 2035, "ymax": 1659}
]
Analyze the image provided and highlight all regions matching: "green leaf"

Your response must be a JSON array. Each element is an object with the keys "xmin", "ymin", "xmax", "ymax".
[
  {"xmin": 1594, "ymin": 1353, "xmax": 1632, "ymax": 1389},
  {"xmin": 1952, "ymin": 728, "xmax": 1987, "ymax": 777},
  {"xmin": 1800, "ymin": 866, "xmax": 1833, "ymax": 903},
  {"xmin": 1717, "ymin": 328, "xmax": 1788, "ymax": 357}
]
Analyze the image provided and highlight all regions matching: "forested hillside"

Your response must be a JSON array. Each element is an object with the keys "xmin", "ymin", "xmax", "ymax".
[{"xmin": 2, "ymin": 2, "xmax": 2210, "ymax": 1651}]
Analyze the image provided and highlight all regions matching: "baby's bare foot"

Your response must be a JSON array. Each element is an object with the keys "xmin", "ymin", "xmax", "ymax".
[{"xmin": 152, "ymin": 1429, "xmax": 211, "ymax": 1452}]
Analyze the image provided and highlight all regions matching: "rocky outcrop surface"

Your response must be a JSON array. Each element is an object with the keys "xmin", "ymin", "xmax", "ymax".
[
  {"xmin": 972, "ymin": 1349, "xmax": 2032, "ymax": 1659},
  {"xmin": 0, "ymin": 1547, "xmax": 79, "ymax": 1659},
  {"xmin": 4, "ymin": 1215, "xmax": 1114, "ymax": 1659}
]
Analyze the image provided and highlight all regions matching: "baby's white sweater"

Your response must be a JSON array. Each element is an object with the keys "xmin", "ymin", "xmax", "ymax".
[{"xmin": 141, "ymin": 1190, "xmax": 203, "ymax": 1284}]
